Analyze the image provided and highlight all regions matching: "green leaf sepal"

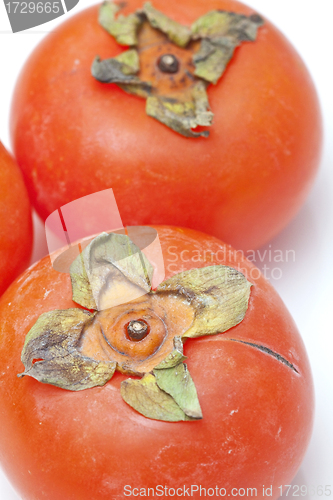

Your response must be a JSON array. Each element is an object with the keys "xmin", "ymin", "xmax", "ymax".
[
  {"xmin": 121, "ymin": 362, "xmax": 202, "ymax": 422},
  {"xmin": 156, "ymin": 265, "xmax": 252, "ymax": 338}
]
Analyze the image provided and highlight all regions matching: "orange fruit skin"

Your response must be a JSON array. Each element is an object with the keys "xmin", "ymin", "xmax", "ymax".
[{"xmin": 0, "ymin": 141, "xmax": 33, "ymax": 297}]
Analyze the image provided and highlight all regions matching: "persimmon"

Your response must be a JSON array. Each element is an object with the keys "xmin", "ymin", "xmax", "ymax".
[
  {"xmin": 10, "ymin": 0, "xmax": 322, "ymax": 251},
  {"xmin": 0, "ymin": 141, "xmax": 33, "ymax": 296},
  {"xmin": 0, "ymin": 226, "xmax": 313, "ymax": 499}
]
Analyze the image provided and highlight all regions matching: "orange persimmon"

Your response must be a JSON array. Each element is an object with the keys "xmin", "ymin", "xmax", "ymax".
[
  {"xmin": 0, "ymin": 141, "xmax": 33, "ymax": 296},
  {"xmin": 0, "ymin": 226, "xmax": 313, "ymax": 499}
]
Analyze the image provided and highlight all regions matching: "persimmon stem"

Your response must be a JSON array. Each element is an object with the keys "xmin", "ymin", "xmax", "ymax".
[
  {"xmin": 157, "ymin": 54, "xmax": 180, "ymax": 74},
  {"xmin": 127, "ymin": 320, "xmax": 149, "ymax": 341}
]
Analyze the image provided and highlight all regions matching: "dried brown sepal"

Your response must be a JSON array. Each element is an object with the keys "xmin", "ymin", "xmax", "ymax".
[
  {"xmin": 118, "ymin": 82, "xmax": 152, "ymax": 99},
  {"xmin": 91, "ymin": 56, "xmax": 142, "ymax": 84},
  {"xmin": 99, "ymin": 1, "xmax": 143, "ymax": 46},
  {"xmin": 115, "ymin": 49, "xmax": 140, "ymax": 73},
  {"xmin": 18, "ymin": 309, "xmax": 116, "ymax": 391},
  {"xmin": 92, "ymin": 49, "xmax": 140, "ymax": 81},
  {"xmin": 92, "ymin": 49, "xmax": 153, "ymax": 98},
  {"xmin": 156, "ymin": 265, "xmax": 252, "ymax": 338},
  {"xmin": 146, "ymin": 90, "xmax": 211, "ymax": 138},
  {"xmin": 142, "ymin": 2, "xmax": 191, "ymax": 48},
  {"xmin": 191, "ymin": 11, "xmax": 264, "ymax": 84}
]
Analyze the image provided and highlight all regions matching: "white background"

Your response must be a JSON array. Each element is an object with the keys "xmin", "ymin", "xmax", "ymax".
[{"xmin": 0, "ymin": 0, "xmax": 333, "ymax": 498}]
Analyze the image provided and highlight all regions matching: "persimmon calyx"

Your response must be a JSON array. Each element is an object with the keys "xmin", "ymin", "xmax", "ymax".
[
  {"xmin": 92, "ymin": 1, "xmax": 263, "ymax": 137},
  {"xmin": 19, "ymin": 232, "xmax": 252, "ymax": 422}
]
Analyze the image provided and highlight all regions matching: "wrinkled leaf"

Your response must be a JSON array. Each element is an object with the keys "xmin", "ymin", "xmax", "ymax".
[
  {"xmin": 156, "ymin": 265, "xmax": 252, "ymax": 338},
  {"xmin": 192, "ymin": 80, "xmax": 214, "ymax": 126},
  {"xmin": 70, "ymin": 232, "xmax": 154, "ymax": 311},
  {"xmin": 99, "ymin": 1, "xmax": 143, "ymax": 46},
  {"xmin": 92, "ymin": 56, "xmax": 141, "ymax": 83},
  {"xmin": 146, "ymin": 83, "xmax": 212, "ymax": 138},
  {"xmin": 99, "ymin": 0, "xmax": 119, "ymax": 30},
  {"xmin": 18, "ymin": 309, "xmax": 116, "ymax": 391},
  {"xmin": 193, "ymin": 38, "xmax": 236, "ymax": 85},
  {"xmin": 154, "ymin": 336, "xmax": 186, "ymax": 369},
  {"xmin": 92, "ymin": 52, "xmax": 152, "ymax": 97},
  {"xmin": 191, "ymin": 11, "xmax": 263, "ymax": 83},
  {"xmin": 118, "ymin": 82, "xmax": 152, "ymax": 98},
  {"xmin": 92, "ymin": 52, "xmax": 148, "ymax": 87},
  {"xmin": 154, "ymin": 363, "xmax": 202, "ymax": 419},
  {"xmin": 91, "ymin": 50, "xmax": 151, "ymax": 99},
  {"xmin": 121, "ymin": 373, "xmax": 196, "ymax": 421},
  {"xmin": 143, "ymin": 2, "xmax": 191, "ymax": 48},
  {"xmin": 191, "ymin": 10, "xmax": 263, "ymax": 40}
]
